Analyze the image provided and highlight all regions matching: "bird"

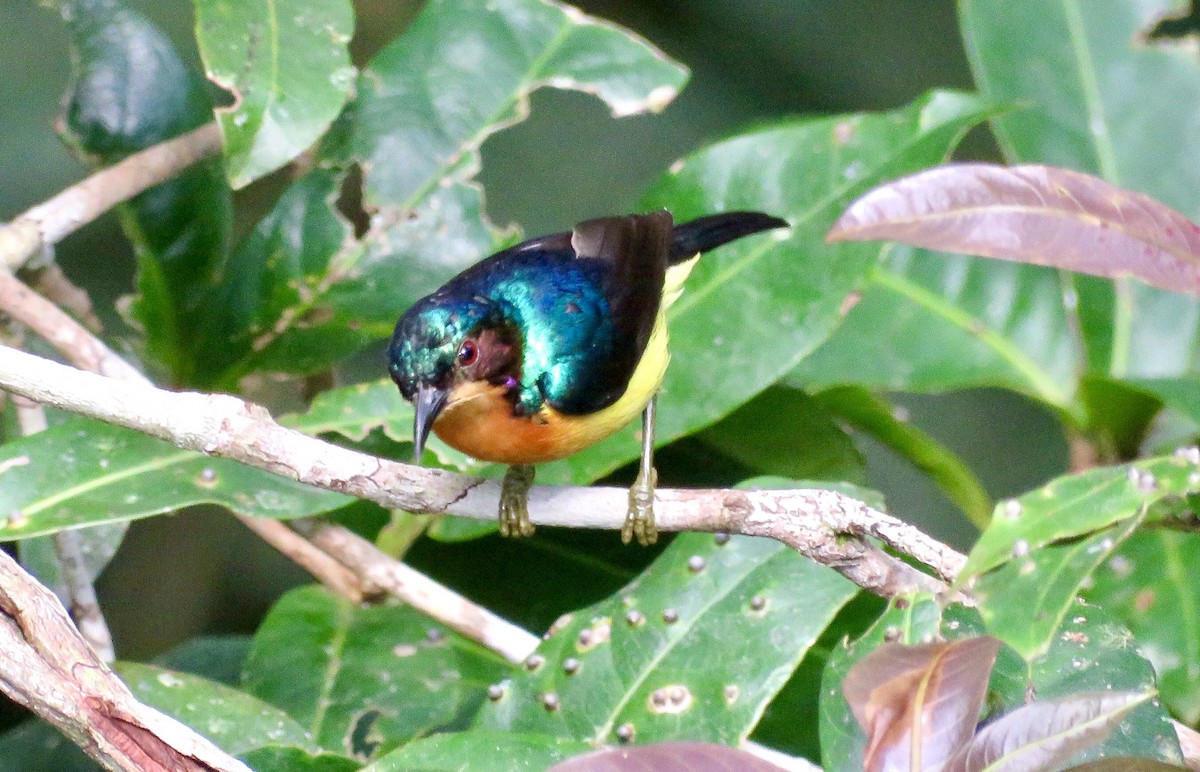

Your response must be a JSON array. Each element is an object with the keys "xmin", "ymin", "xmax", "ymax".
[{"xmin": 387, "ymin": 209, "xmax": 788, "ymax": 545}]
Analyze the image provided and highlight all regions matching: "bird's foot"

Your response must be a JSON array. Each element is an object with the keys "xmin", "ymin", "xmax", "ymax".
[
  {"xmin": 623, "ymin": 467, "xmax": 658, "ymax": 546},
  {"xmin": 499, "ymin": 464, "xmax": 536, "ymax": 538}
]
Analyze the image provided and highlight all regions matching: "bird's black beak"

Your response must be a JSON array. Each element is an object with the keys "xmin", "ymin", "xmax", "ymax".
[{"xmin": 413, "ymin": 385, "xmax": 450, "ymax": 464}]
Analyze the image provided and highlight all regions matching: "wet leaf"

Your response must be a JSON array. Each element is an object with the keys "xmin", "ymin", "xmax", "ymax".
[
  {"xmin": 549, "ymin": 742, "xmax": 788, "ymax": 771},
  {"xmin": 365, "ymin": 732, "xmax": 589, "ymax": 771},
  {"xmin": 194, "ymin": 0, "xmax": 355, "ymax": 187},
  {"xmin": 476, "ymin": 531, "xmax": 856, "ymax": 745},
  {"xmin": 116, "ymin": 662, "xmax": 316, "ymax": 756},
  {"xmin": 55, "ymin": 0, "xmax": 232, "ymax": 382},
  {"xmin": 946, "ymin": 691, "xmax": 1149, "ymax": 772},
  {"xmin": 828, "ymin": 164, "xmax": 1200, "ymax": 296},
  {"xmin": 842, "ymin": 636, "xmax": 1001, "ymax": 772},
  {"xmin": 243, "ymin": 586, "xmax": 509, "ymax": 757},
  {"xmin": 0, "ymin": 418, "xmax": 350, "ymax": 541}
]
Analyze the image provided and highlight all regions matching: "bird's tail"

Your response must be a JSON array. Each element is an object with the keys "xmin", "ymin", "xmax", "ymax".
[{"xmin": 668, "ymin": 211, "xmax": 789, "ymax": 264}]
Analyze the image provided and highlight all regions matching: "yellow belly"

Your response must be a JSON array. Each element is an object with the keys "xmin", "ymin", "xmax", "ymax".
[{"xmin": 432, "ymin": 256, "xmax": 697, "ymax": 464}]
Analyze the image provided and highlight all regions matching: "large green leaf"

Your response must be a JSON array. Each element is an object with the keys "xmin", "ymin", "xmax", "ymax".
[
  {"xmin": 196, "ymin": 0, "xmax": 686, "ymax": 385},
  {"xmin": 242, "ymin": 586, "xmax": 509, "ymax": 758},
  {"xmin": 525, "ymin": 90, "xmax": 999, "ymax": 485},
  {"xmin": 960, "ymin": 452, "xmax": 1200, "ymax": 580},
  {"xmin": 1086, "ymin": 530, "xmax": 1200, "ymax": 724},
  {"xmin": 791, "ymin": 246, "xmax": 1079, "ymax": 411},
  {"xmin": 240, "ymin": 747, "xmax": 361, "ymax": 772},
  {"xmin": 116, "ymin": 662, "xmax": 317, "ymax": 756},
  {"xmin": 0, "ymin": 418, "xmax": 349, "ymax": 541},
  {"xmin": 960, "ymin": 0, "xmax": 1200, "ymax": 381},
  {"xmin": 54, "ymin": 0, "xmax": 231, "ymax": 382},
  {"xmin": 194, "ymin": 0, "xmax": 355, "ymax": 187},
  {"xmin": 476, "ymin": 531, "xmax": 856, "ymax": 744}
]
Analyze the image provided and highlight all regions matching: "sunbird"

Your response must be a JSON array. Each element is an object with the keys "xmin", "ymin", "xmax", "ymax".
[{"xmin": 387, "ymin": 210, "xmax": 788, "ymax": 544}]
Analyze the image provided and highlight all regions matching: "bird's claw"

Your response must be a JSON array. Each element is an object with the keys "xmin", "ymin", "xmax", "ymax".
[
  {"xmin": 499, "ymin": 464, "xmax": 536, "ymax": 538},
  {"xmin": 623, "ymin": 467, "xmax": 658, "ymax": 546}
]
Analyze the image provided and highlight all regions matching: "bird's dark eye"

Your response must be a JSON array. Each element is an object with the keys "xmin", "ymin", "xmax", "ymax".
[{"xmin": 457, "ymin": 339, "xmax": 479, "ymax": 366}]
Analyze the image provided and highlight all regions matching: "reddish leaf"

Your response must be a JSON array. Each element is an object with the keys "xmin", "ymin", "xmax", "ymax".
[
  {"xmin": 827, "ymin": 164, "xmax": 1200, "ymax": 295},
  {"xmin": 842, "ymin": 636, "xmax": 1001, "ymax": 772},
  {"xmin": 946, "ymin": 691, "xmax": 1150, "ymax": 772},
  {"xmin": 548, "ymin": 742, "xmax": 786, "ymax": 771}
]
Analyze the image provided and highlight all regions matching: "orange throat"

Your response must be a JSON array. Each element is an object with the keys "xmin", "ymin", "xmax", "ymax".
[{"xmin": 432, "ymin": 382, "xmax": 584, "ymax": 465}]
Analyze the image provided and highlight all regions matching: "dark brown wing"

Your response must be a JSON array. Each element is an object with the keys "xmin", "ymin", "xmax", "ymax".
[{"xmin": 570, "ymin": 211, "xmax": 673, "ymax": 403}]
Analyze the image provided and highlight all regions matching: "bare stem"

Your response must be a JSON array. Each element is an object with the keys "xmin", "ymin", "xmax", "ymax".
[{"xmin": 0, "ymin": 124, "xmax": 222, "ymax": 272}]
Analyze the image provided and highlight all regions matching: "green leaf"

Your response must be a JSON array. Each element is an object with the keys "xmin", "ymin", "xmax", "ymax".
[
  {"xmin": 1086, "ymin": 529, "xmax": 1200, "ymax": 724},
  {"xmin": 18, "ymin": 523, "xmax": 126, "ymax": 602},
  {"xmin": 116, "ymin": 662, "xmax": 316, "ymax": 756},
  {"xmin": 534, "ymin": 90, "xmax": 999, "ymax": 485},
  {"xmin": 55, "ymin": 0, "xmax": 232, "ymax": 382},
  {"xmin": 194, "ymin": 0, "xmax": 355, "ymax": 187},
  {"xmin": 476, "ymin": 531, "xmax": 856, "ymax": 745},
  {"xmin": 154, "ymin": 634, "xmax": 252, "ymax": 686},
  {"xmin": 961, "ymin": 452, "xmax": 1200, "ymax": 580},
  {"xmin": 791, "ymin": 246, "xmax": 1079, "ymax": 411},
  {"xmin": 1080, "ymin": 376, "xmax": 1164, "ymax": 461},
  {"xmin": 345, "ymin": 0, "xmax": 687, "ymax": 208},
  {"xmin": 364, "ymin": 732, "xmax": 590, "ymax": 772},
  {"xmin": 960, "ymin": 0, "xmax": 1200, "ymax": 381},
  {"xmin": 696, "ymin": 386, "xmax": 865, "ymax": 485},
  {"xmin": 814, "ymin": 385, "xmax": 991, "ymax": 528},
  {"xmin": 1127, "ymin": 376, "xmax": 1200, "ymax": 425},
  {"xmin": 243, "ymin": 586, "xmax": 509, "ymax": 757},
  {"xmin": 974, "ymin": 513, "xmax": 1142, "ymax": 659},
  {"xmin": 240, "ymin": 746, "xmax": 361, "ymax": 772},
  {"xmin": 0, "ymin": 418, "xmax": 350, "ymax": 540}
]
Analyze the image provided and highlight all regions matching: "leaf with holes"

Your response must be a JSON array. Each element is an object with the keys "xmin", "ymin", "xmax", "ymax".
[
  {"xmin": 974, "ymin": 513, "xmax": 1142, "ymax": 660},
  {"xmin": 194, "ymin": 0, "xmax": 356, "ymax": 187},
  {"xmin": 242, "ymin": 586, "xmax": 509, "ymax": 758},
  {"xmin": 365, "ymin": 732, "xmax": 590, "ymax": 772},
  {"xmin": 0, "ymin": 418, "xmax": 350, "ymax": 541},
  {"xmin": 960, "ymin": 452, "xmax": 1200, "ymax": 581},
  {"xmin": 827, "ymin": 164, "xmax": 1200, "ymax": 296},
  {"xmin": 476, "ymin": 531, "xmax": 856, "ymax": 745}
]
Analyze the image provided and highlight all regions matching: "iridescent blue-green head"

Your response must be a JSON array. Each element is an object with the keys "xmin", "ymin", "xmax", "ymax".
[{"xmin": 388, "ymin": 294, "xmax": 519, "ymax": 461}]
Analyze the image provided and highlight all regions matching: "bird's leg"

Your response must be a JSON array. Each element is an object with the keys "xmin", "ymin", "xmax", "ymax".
[
  {"xmin": 499, "ymin": 463, "xmax": 537, "ymax": 538},
  {"xmin": 623, "ymin": 396, "xmax": 659, "ymax": 546}
]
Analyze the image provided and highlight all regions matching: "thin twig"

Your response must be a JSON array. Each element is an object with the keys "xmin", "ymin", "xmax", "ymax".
[
  {"xmin": 291, "ymin": 518, "xmax": 540, "ymax": 663},
  {"xmin": 28, "ymin": 263, "xmax": 103, "ymax": 333},
  {"xmin": 0, "ymin": 547, "xmax": 250, "ymax": 771},
  {"xmin": 0, "ymin": 344, "xmax": 963, "ymax": 598},
  {"xmin": 14, "ymin": 398, "xmax": 116, "ymax": 663},
  {"xmin": 0, "ymin": 123, "xmax": 222, "ymax": 272}
]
